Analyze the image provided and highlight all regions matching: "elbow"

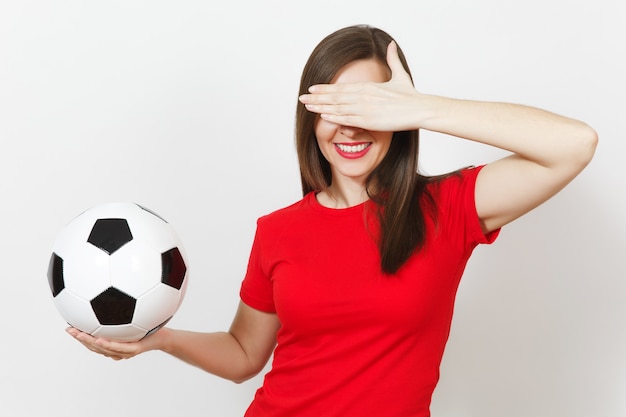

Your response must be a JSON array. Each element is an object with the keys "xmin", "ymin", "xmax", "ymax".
[
  {"xmin": 575, "ymin": 123, "xmax": 599, "ymax": 168},
  {"xmin": 232, "ymin": 376, "xmax": 254, "ymax": 385},
  {"xmin": 557, "ymin": 122, "xmax": 598, "ymax": 175},
  {"xmin": 227, "ymin": 359, "xmax": 268, "ymax": 384},
  {"xmin": 230, "ymin": 367, "xmax": 264, "ymax": 384}
]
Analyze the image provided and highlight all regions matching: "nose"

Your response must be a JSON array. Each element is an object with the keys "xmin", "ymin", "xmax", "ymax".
[{"xmin": 338, "ymin": 125, "xmax": 364, "ymax": 138}]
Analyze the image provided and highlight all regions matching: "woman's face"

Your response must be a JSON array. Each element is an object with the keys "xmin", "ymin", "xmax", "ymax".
[{"xmin": 314, "ymin": 58, "xmax": 393, "ymax": 187}]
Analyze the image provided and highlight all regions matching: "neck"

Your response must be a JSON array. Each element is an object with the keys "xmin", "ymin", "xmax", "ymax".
[{"xmin": 317, "ymin": 180, "xmax": 369, "ymax": 208}]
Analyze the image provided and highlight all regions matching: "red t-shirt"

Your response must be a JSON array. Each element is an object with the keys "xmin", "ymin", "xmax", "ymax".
[{"xmin": 240, "ymin": 166, "xmax": 499, "ymax": 417}]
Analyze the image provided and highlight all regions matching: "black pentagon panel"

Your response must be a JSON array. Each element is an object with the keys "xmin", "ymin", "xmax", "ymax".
[
  {"xmin": 137, "ymin": 204, "xmax": 168, "ymax": 223},
  {"xmin": 47, "ymin": 253, "xmax": 65, "ymax": 297},
  {"xmin": 88, "ymin": 218, "xmax": 133, "ymax": 255},
  {"xmin": 91, "ymin": 287, "xmax": 136, "ymax": 325},
  {"xmin": 161, "ymin": 247, "xmax": 187, "ymax": 289}
]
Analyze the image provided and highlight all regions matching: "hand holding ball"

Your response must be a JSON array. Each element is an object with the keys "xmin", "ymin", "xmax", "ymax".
[{"xmin": 47, "ymin": 203, "xmax": 189, "ymax": 342}]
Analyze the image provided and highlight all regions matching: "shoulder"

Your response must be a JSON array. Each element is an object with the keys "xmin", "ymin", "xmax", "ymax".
[
  {"xmin": 422, "ymin": 165, "xmax": 486, "ymax": 221},
  {"xmin": 425, "ymin": 165, "xmax": 484, "ymax": 200},
  {"xmin": 256, "ymin": 192, "xmax": 315, "ymax": 229},
  {"xmin": 424, "ymin": 165, "xmax": 498, "ymax": 244}
]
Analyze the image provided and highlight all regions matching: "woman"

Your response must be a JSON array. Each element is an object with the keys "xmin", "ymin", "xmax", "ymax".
[{"xmin": 68, "ymin": 25, "xmax": 597, "ymax": 416}]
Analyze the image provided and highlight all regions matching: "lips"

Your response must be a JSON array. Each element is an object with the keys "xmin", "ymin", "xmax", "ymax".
[{"xmin": 334, "ymin": 142, "xmax": 372, "ymax": 159}]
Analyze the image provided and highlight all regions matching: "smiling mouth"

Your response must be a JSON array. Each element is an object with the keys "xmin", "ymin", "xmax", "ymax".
[
  {"xmin": 336, "ymin": 143, "xmax": 371, "ymax": 153},
  {"xmin": 334, "ymin": 142, "xmax": 372, "ymax": 159}
]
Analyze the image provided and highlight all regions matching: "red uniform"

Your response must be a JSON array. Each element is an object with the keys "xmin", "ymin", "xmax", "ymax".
[{"xmin": 240, "ymin": 166, "xmax": 499, "ymax": 417}]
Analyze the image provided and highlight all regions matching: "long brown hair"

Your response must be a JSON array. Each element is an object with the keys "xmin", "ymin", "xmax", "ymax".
[{"xmin": 296, "ymin": 25, "xmax": 435, "ymax": 274}]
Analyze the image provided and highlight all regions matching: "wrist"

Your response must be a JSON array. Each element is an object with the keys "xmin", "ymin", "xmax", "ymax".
[
  {"xmin": 146, "ymin": 326, "xmax": 173, "ymax": 353},
  {"xmin": 414, "ymin": 93, "xmax": 453, "ymax": 131}
]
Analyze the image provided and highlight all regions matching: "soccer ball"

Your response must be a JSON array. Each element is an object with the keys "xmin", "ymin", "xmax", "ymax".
[{"xmin": 47, "ymin": 202, "xmax": 189, "ymax": 342}]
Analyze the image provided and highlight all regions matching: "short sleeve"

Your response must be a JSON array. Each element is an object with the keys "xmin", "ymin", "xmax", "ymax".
[
  {"xmin": 240, "ymin": 218, "xmax": 276, "ymax": 313},
  {"xmin": 463, "ymin": 165, "xmax": 500, "ymax": 244},
  {"xmin": 432, "ymin": 165, "xmax": 500, "ymax": 247}
]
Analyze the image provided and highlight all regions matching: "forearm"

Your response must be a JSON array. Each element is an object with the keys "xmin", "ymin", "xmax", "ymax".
[
  {"xmin": 417, "ymin": 94, "xmax": 597, "ymax": 169},
  {"xmin": 157, "ymin": 328, "xmax": 263, "ymax": 383},
  {"xmin": 67, "ymin": 302, "xmax": 279, "ymax": 382}
]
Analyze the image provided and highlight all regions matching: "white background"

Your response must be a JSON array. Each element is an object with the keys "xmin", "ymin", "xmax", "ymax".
[{"xmin": 1, "ymin": 1, "xmax": 624, "ymax": 416}]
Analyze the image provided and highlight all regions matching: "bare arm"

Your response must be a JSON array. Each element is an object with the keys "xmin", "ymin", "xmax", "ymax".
[
  {"xmin": 415, "ymin": 96, "xmax": 598, "ymax": 232},
  {"xmin": 67, "ymin": 301, "xmax": 280, "ymax": 383},
  {"xmin": 299, "ymin": 41, "xmax": 598, "ymax": 232}
]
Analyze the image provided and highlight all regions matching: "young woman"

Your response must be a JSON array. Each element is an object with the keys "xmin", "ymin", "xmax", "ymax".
[{"xmin": 67, "ymin": 25, "xmax": 597, "ymax": 416}]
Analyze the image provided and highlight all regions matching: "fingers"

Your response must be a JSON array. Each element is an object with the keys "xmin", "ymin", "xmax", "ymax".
[
  {"xmin": 66, "ymin": 327, "xmax": 140, "ymax": 360},
  {"xmin": 299, "ymin": 41, "xmax": 411, "ymax": 106},
  {"xmin": 297, "ymin": 41, "xmax": 418, "ymax": 132},
  {"xmin": 305, "ymin": 82, "xmax": 363, "ymax": 96},
  {"xmin": 301, "ymin": 101, "xmax": 354, "ymax": 118},
  {"xmin": 299, "ymin": 88, "xmax": 360, "ymax": 120},
  {"xmin": 300, "ymin": 98, "xmax": 365, "ymax": 127}
]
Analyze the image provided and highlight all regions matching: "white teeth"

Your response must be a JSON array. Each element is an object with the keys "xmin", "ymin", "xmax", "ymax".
[{"xmin": 336, "ymin": 143, "xmax": 369, "ymax": 153}]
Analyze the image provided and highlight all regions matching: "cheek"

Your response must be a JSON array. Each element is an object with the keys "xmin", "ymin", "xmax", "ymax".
[
  {"xmin": 376, "ymin": 133, "xmax": 394, "ymax": 156},
  {"xmin": 314, "ymin": 118, "xmax": 338, "ymax": 144},
  {"xmin": 314, "ymin": 119, "xmax": 340, "ymax": 161}
]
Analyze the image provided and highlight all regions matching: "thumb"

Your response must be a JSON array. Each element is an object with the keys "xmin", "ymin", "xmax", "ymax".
[{"xmin": 386, "ymin": 41, "xmax": 412, "ymax": 84}]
